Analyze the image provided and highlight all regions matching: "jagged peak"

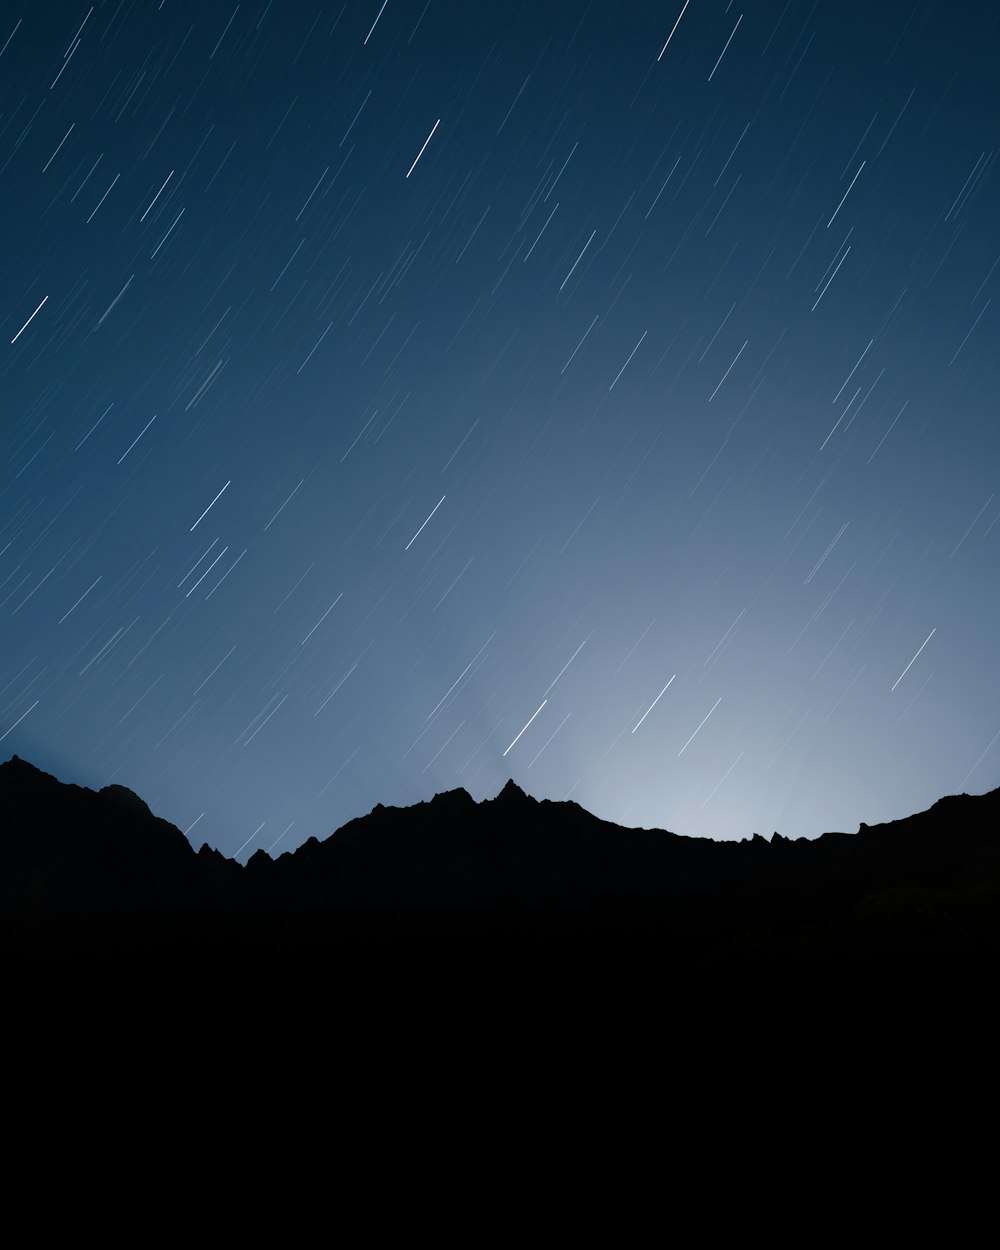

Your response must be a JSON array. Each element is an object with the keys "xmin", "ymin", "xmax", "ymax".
[
  {"xmin": 3, "ymin": 754, "xmax": 45, "ymax": 776},
  {"xmin": 493, "ymin": 778, "xmax": 534, "ymax": 803},
  {"xmin": 431, "ymin": 786, "xmax": 475, "ymax": 807}
]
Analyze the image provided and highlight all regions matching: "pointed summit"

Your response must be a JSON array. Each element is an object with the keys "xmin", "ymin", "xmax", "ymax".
[{"xmin": 494, "ymin": 778, "xmax": 533, "ymax": 803}]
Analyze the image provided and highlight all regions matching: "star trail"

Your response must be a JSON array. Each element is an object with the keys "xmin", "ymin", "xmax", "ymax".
[{"xmin": 2, "ymin": 1, "xmax": 998, "ymax": 857}]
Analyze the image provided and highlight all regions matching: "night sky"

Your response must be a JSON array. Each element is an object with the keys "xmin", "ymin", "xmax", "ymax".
[{"xmin": 3, "ymin": 0, "xmax": 999, "ymax": 858}]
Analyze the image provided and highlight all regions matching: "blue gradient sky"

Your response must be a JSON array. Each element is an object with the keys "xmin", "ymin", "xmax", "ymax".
[{"xmin": 3, "ymin": 0, "xmax": 998, "ymax": 856}]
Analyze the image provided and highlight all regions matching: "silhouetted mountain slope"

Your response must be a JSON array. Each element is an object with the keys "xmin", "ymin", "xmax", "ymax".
[{"xmin": 3, "ymin": 753, "xmax": 1000, "ymax": 972}]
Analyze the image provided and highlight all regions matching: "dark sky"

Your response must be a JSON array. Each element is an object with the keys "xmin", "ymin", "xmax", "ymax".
[{"xmin": 3, "ymin": 0, "xmax": 998, "ymax": 857}]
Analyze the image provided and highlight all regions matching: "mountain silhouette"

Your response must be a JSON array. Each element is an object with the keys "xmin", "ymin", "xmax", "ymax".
[{"xmin": 3, "ymin": 752, "xmax": 999, "ymax": 984}]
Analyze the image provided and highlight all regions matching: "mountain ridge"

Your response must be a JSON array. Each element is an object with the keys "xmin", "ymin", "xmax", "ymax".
[{"xmin": 2, "ymin": 752, "xmax": 999, "ymax": 978}]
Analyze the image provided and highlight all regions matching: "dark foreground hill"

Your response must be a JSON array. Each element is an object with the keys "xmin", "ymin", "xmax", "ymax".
[
  {"xmin": 3, "ymin": 753, "xmax": 999, "ymax": 985},
  {"xmin": 8, "ymin": 755, "xmax": 995, "ymax": 1208}
]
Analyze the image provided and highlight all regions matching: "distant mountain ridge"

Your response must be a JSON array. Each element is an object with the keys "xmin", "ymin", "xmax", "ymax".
[{"xmin": 2, "ymin": 753, "xmax": 999, "ymax": 974}]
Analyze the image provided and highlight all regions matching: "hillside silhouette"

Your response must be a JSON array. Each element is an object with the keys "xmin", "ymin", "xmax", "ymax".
[{"xmin": 3, "ymin": 753, "xmax": 999, "ymax": 984}]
